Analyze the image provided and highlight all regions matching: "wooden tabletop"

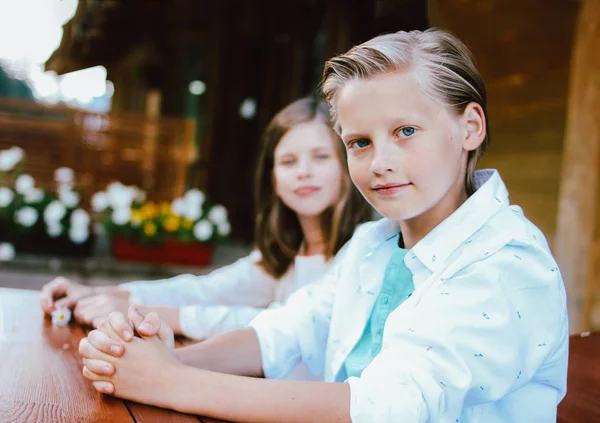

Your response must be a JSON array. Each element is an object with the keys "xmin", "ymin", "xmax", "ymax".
[{"xmin": 0, "ymin": 287, "xmax": 224, "ymax": 423}]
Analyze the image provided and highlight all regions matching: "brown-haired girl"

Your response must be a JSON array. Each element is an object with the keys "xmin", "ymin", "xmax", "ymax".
[{"xmin": 41, "ymin": 96, "xmax": 371, "ymax": 355}]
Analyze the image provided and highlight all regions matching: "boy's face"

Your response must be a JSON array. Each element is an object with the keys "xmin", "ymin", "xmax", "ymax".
[{"xmin": 337, "ymin": 70, "xmax": 471, "ymax": 224}]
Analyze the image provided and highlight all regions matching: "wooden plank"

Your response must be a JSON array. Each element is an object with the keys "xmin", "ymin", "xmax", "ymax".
[
  {"xmin": 0, "ymin": 288, "xmax": 134, "ymax": 423},
  {"xmin": 557, "ymin": 332, "xmax": 600, "ymax": 423},
  {"xmin": 554, "ymin": 0, "xmax": 600, "ymax": 333}
]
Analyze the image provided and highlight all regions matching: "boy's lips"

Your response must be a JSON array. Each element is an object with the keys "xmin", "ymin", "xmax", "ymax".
[{"xmin": 371, "ymin": 182, "xmax": 412, "ymax": 196}]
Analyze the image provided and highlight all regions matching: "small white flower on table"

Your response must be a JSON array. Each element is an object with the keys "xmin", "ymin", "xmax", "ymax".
[{"xmin": 52, "ymin": 308, "xmax": 72, "ymax": 326}]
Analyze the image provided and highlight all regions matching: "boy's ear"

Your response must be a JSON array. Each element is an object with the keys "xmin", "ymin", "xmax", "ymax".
[{"xmin": 462, "ymin": 102, "xmax": 486, "ymax": 152}]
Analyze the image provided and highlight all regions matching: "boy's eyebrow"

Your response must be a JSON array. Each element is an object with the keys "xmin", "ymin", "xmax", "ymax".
[
  {"xmin": 340, "ymin": 129, "xmax": 365, "ymax": 140},
  {"xmin": 340, "ymin": 115, "xmax": 423, "ymax": 140}
]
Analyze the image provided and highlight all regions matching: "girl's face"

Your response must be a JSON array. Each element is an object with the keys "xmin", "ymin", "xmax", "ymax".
[
  {"xmin": 273, "ymin": 120, "xmax": 343, "ymax": 219},
  {"xmin": 337, "ymin": 70, "xmax": 484, "ymax": 226}
]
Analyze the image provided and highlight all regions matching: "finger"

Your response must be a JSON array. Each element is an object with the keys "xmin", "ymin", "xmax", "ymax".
[
  {"xmin": 73, "ymin": 301, "xmax": 88, "ymax": 324},
  {"xmin": 40, "ymin": 277, "xmax": 69, "ymax": 313},
  {"xmin": 130, "ymin": 307, "xmax": 160, "ymax": 338},
  {"xmin": 73, "ymin": 302, "xmax": 95, "ymax": 326},
  {"xmin": 108, "ymin": 312, "xmax": 134, "ymax": 342},
  {"xmin": 54, "ymin": 295, "xmax": 78, "ymax": 310},
  {"xmin": 85, "ymin": 330, "xmax": 124, "ymax": 357},
  {"xmin": 92, "ymin": 381, "xmax": 115, "ymax": 395},
  {"xmin": 128, "ymin": 305, "xmax": 147, "ymax": 332},
  {"xmin": 97, "ymin": 318, "xmax": 128, "ymax": 342},
  {"xmin": 139, "ymin": 312, "xmax": 174, "ymax": 349},
  {"xmin": 79, "ymin": 338, "xmax": 116, "ymax": 362},
  {"xmin": 83, "ymin": 358, "xmax": 115, "ymax": 376},
  {"xmin": 82, "ymin": 365, "xmax": 111, "ymax": 382}
]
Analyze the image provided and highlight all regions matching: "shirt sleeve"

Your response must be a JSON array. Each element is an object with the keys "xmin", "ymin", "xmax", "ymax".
[
  {"xmin": 346, "ymin": 242, "xmax": 567, "ymax": 423},
  {"xmin": 179, "ymin": 303, "xmax": 266, "ymax": 340},
  {"xmin": 249, "ymin": 247, "xmax": 347, "ymax": 380},
  {"xmin": 120, "ymin": 251, "xmax": 276, "ymax": 308}
]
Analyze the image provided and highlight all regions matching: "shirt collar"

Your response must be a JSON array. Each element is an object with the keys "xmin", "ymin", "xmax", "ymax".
[
  {"xmin": 412, "ymin": 169, "xmax": 508, "ymax": 272},
  {"xmin": 362, "ymin": 169, "xmax": 508, "ymax": 272}
]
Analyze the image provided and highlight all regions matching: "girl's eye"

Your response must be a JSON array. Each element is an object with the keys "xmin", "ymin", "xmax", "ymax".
[
  {"xmin": 280, "ymin": 159, "xmax": 295, "ymax": 166},
  {"xmin": 399, "ymin": 127, "xmax": 416, "ymax": 137},
  {"xmin": 315, "ymin": 154, "xmax": 330, "ymax": 160}
]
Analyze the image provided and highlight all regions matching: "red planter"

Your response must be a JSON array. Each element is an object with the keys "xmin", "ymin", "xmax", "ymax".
[{"xmin": 111, "ymin": 236, "xmax": 213, "ymax": 266}]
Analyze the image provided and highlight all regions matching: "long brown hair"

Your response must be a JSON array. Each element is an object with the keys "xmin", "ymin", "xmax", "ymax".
[{"xmin": 255, "ymin": 96, "xmax": 372, "ymax": 278}]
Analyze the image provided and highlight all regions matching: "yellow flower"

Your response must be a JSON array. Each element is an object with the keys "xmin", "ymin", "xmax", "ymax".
[
  {"xmin": 163, "ymin": 216, "xmax": 179, "ymax": 232},
  {"xmin": 131, "ymin": 210, "xmax": 143, "ymax": 227},
  {"xmin": 143, "ymin": 222, "xmax": 157, "ymax": 237},
  {"xmin": 142, "ymin": 202, "xmax": 158, "ymax": 219},
  {"xmin": 182, "ymin": 218, "xmax": 194, "ymax": 230},
  {"xmin": 160, "ymin": 202, "xmax": 171, "ymax": 214}
]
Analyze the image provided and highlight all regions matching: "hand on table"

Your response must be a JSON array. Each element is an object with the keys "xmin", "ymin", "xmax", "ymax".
[{"xmin": 79, "ymin": 306, "xmax": 178, "ymax": 407}]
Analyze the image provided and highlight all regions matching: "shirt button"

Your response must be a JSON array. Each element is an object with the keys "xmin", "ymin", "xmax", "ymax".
[
  {"xmin": 376, "ymin": 328, "xmax": 383, "ymax": 335},
  {"xmin": 383, "ymin": 297, "xmax": 389, "ymax": 305}
]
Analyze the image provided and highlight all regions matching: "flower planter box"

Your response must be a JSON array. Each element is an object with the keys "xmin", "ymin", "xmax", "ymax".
[
  {"xmin": 111, "ymin": 236, "xmax": 213, "ymax": 267},
  {"xmin": 0, "ymin": 223, "xmax": 95, "ymax": 257}
]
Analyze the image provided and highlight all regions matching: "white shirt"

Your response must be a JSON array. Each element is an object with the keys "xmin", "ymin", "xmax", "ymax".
[
  {"xmin": 121, "ymin": 251, "xmax": 331, "ymax": 341},
  {"xmin": 250, "ymin": 169, "xmax": 568, "ymax": 423}
]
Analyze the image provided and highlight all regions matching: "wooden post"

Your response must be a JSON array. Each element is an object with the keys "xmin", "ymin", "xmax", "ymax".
[{"xmin": 554, "ymin": 0, "xmax": 600, "ymax": 333}]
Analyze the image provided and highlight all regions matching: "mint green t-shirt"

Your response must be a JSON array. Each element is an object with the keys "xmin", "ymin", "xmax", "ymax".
[{"xmin": 344, "ymin": 239, "xmax": 415, "ymax": 379}]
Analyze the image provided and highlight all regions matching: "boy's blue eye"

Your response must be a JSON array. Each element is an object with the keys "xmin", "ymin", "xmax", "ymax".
[
  {"xmin": 400, "ymin": 127, "xmax": 416, "ymax": 137},
  {"xmin": 355, "ymin": 139, "xmax": 370, "ymax": 148}
]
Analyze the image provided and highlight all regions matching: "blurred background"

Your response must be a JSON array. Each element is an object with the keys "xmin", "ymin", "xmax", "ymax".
[{"xmin": 0, "ymin": 0, "xmax": 597, "ymax": 333}]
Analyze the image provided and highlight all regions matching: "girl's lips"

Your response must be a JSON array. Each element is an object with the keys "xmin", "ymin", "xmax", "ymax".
[{"xmin": 294, "ymin": 186, "xmax": 321, "ymax": 196}]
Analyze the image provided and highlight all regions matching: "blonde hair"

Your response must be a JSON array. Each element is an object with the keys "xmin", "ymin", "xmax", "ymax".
[{"xmin": 322, "ymin": 28, "xmax": 490, "ymax": 194}]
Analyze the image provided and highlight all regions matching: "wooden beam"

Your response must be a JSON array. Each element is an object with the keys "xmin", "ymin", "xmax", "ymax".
[{"xmin": 555, "ymin": 0, "xmax": 600, "ymax": 333}]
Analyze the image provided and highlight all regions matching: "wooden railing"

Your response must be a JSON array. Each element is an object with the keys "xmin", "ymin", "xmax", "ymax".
[{"xmin": 0, "ymin": 98, "xmax": 197, "ymax": 205}]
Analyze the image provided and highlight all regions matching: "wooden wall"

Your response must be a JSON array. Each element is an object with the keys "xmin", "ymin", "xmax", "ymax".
[{"xmin": 429, "ymin": 0, "xmax": 581, "ymax": 246}]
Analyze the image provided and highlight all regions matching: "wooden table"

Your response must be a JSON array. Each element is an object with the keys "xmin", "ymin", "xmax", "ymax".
[{"xmin": 0, "ymin": 287, "xmax": 224, "ymax": 423}]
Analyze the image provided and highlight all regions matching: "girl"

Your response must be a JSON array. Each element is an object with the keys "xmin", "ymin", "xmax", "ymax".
[
  {"xmin": 79, "ymin": 29, "xmax": 568, "ymax": 423},
  {"xmin": 40, "ymin": 96, "xmax": 372, "ymax": 344}
]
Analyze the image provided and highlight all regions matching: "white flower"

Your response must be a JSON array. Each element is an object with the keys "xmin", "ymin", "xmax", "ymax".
[
  {"xmin": 15, "ymin": 207, "xmax": 38, "ymax": 227},
  {"xmin": 54, "ymin": 167, "xmax": 74, "ymax": 184},
  {"xmin": 184, "ymin": 189, "xmax": 205, "ymax": 207},
  {"xmin": 71, "ymin": 209, "xmax": 90, "ymax": 227},
  {"xmin": 0, "ymin": 147, "xmax": 24, "ymax": 172},
  {"xmin": 171, "ymin": 198, "xmax": 186, "ymax": 216},
  {"xmin": 15, "ymin": 174, "xmax": 35, "ymax": 195},
  {"xmin": 91, "ymin": 191, "xmax": 109, "ymax": 212},
  {"xmin": 112, "ymin": 208, "xmax": 132, "ymax": 225},
  {"xmin": 47, "ymin": 223, "xmax": 63, "ymax": 238},
  {"xmin": 51, "ymin": 308, "xmax": 71, "ymax": 326},
  {"xmin": 44, "ymin": 201, "xmax": 67, "ymax": 225},
  {"xmin": 58, "ymin": 186, "xmax": 80, "ymax": 208},
  {"xmin": 8, "ymin": 146, "xmax": 24, "ymax": 165},
  {"xmin": 0, "ymin": 187, "xmax": 14, "ymax": 207},
  {"xmin": 208, "ymin": 205, "xmax": 228, "ymax": 224},
  {"xmin": 183, "ymin": 205, "xmax": 202, "ymax": 222},
  {"xmin": 0, "ymin": 243, "xmax": 16, "ymax": 261},
  {"xmin": 24, "ymin": 188, "xmax": 44, "ymax": 204},
  {"xmin": 69, "ymin": 226, "xmax": 89, "ymax": 244},
  {"xmin": 217, "ymin": 221, "xmax": 231, "ymax": 236},
  {"xmin": 107, "ymin": 182, "xmax": 136, "ymax": 209},
  {"xmin": 193, "ymin": 220, "xmax": 214, "ymax": 242}
]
